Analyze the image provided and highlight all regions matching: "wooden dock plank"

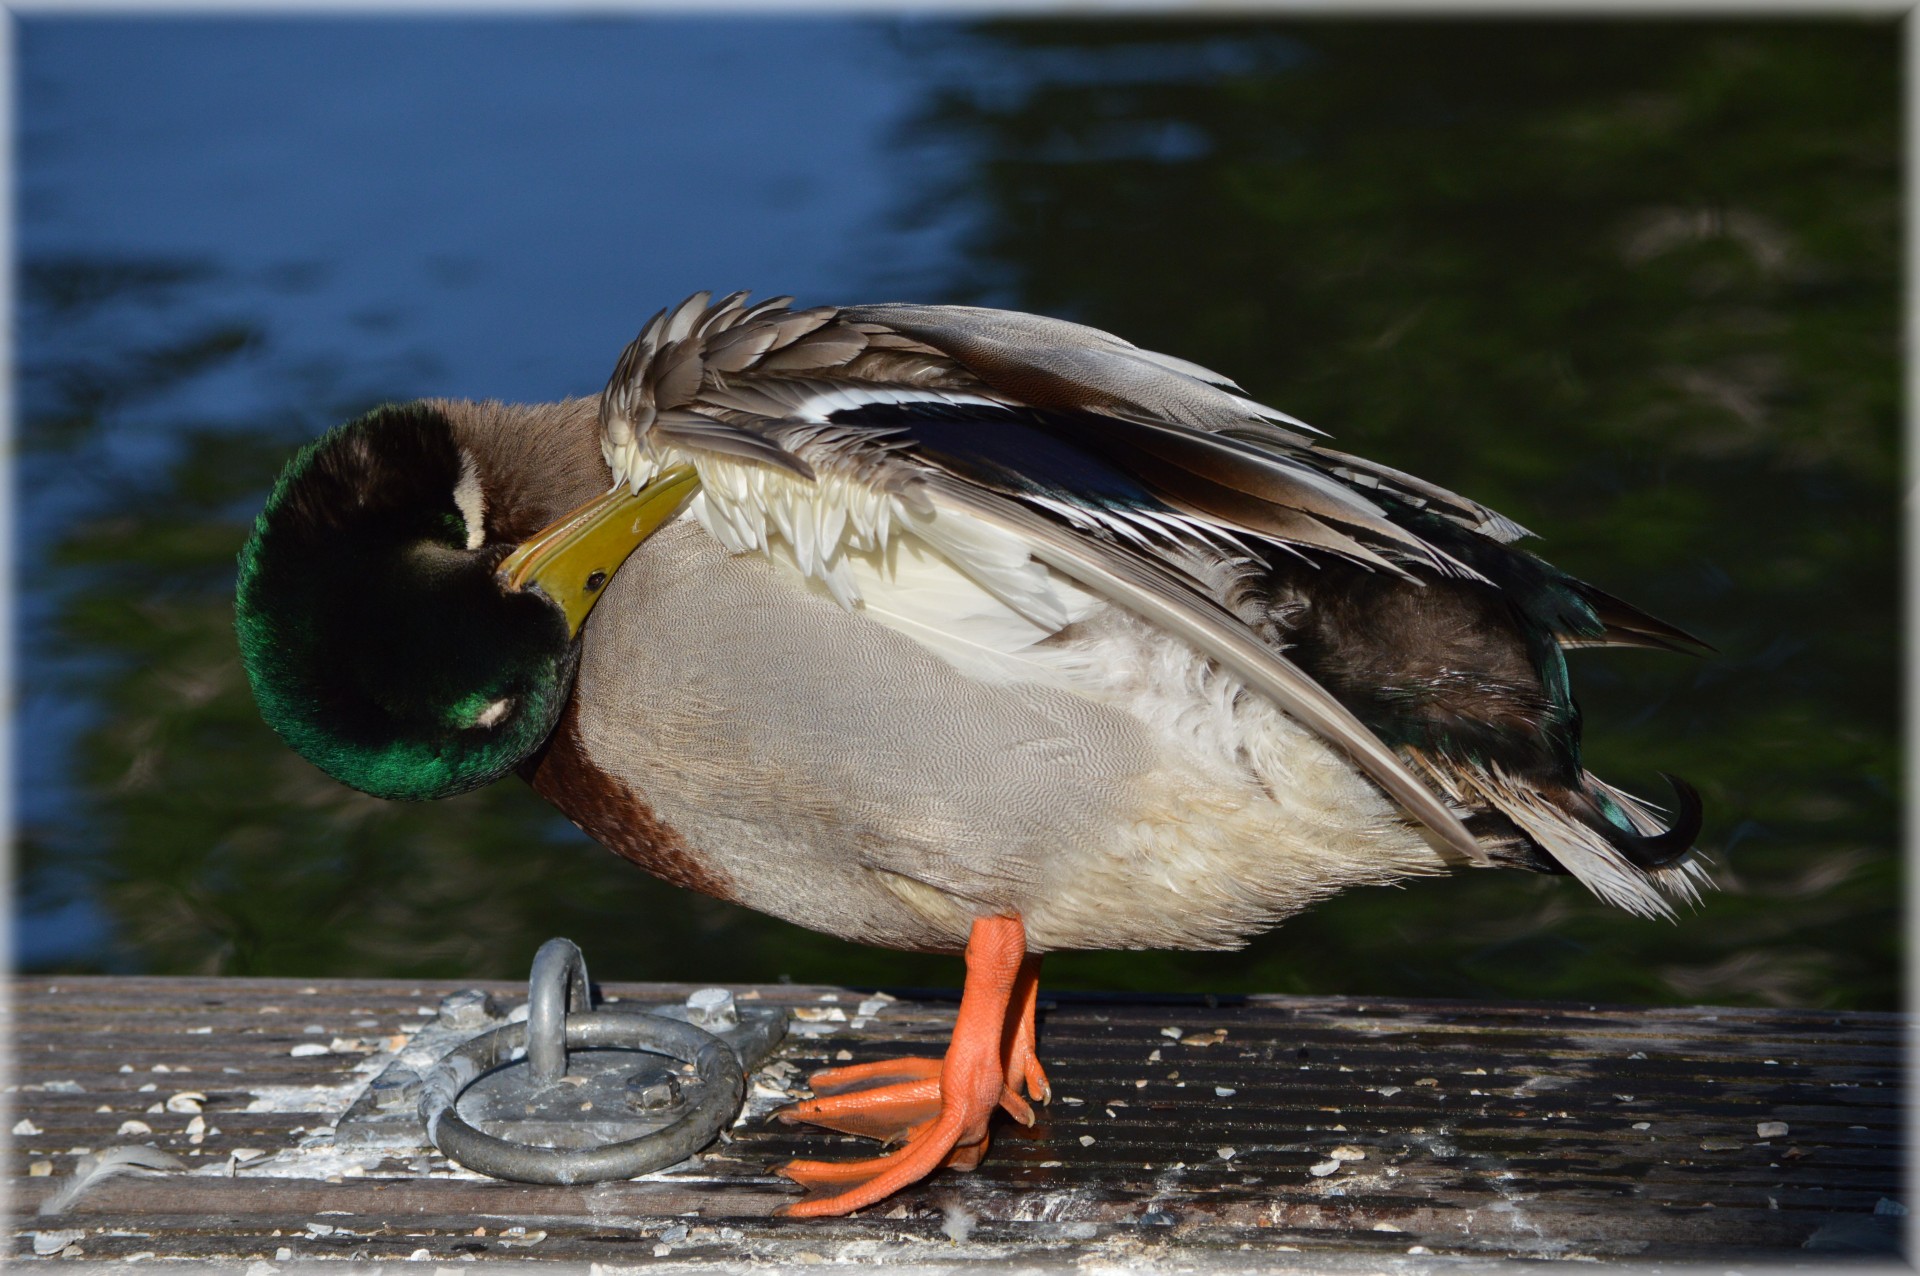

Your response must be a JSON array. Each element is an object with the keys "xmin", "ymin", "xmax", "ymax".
[{"xmin": 5, "ymin": 975, "xmax": 1905, "ymax": 1265}]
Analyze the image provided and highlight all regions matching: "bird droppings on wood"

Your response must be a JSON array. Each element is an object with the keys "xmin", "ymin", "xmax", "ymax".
[{"xmin": 5, "ymin": 975, "xmax": 1904, "ymax": 1265}]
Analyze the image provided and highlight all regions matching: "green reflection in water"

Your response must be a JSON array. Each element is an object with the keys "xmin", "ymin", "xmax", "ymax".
[
  {"xmin": 21, "ymin": 20, "xmax": 1898, "ymax": 1009},
  {"xmin": 902, "ymin": 19, "xmax": 1899, "ymax": 1008}
]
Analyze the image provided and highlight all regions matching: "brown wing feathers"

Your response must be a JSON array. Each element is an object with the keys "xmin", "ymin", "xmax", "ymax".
[
  {"xmin": 604, "ymin": 293, "xmax": 1496, "ymax": 582},
  {"xmin": 598, "ymin": 293, "xmax": 1705, "ymax": 885}
]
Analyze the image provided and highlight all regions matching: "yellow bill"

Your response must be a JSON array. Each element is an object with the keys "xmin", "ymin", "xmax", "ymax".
[{"xmin": 498, "ymin": 465, "xmax": 700, "ymax": 637}]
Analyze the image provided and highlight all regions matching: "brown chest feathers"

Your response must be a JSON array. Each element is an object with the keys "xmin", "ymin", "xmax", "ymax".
[{"xmin": 519, "ymin": 698, "xmax": 739, "ymax": 904}]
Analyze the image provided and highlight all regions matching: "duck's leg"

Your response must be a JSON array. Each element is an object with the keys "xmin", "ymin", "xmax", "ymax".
[
  {"xmin": 793, "ymin": 954, "xmax": 1050, "ymax": 1138},
  {"xmin": 775, "ymin": 915, "xmax": 1031, "ymax": 1217}
]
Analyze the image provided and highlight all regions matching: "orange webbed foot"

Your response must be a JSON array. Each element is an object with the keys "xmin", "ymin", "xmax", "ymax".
[{"xmin": 770, "ymin": 917, "xmax": 1040, "ymax": 1217}]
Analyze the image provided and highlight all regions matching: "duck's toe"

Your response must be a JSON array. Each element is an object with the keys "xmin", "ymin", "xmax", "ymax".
[
  {"xmin": 776, "ymin": 1069, "xmax": 944, "ymax": 1144},
  {"xmin": 775, "ymin": 1105, "xmax": 996, "ymax": 1216},
  {"xmin": 801, "ymin": 1056, "xmax": 942, "ymax": 1099}
]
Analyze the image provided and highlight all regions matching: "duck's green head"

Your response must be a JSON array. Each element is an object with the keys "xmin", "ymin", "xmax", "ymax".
[{"xmin": 235, "ymin": 402, "xmax": 695, "ymax": 801}]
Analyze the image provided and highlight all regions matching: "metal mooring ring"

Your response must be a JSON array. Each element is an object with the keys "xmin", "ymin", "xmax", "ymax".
[{"xmin": 419, "ymin": 939, "xmax": 746, "ymax": 1185}]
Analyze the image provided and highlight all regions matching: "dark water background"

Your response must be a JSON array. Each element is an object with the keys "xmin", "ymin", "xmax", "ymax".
[{"xmin": 15, "ymin": 18, "xmax": 1900, "ymax": 1010}]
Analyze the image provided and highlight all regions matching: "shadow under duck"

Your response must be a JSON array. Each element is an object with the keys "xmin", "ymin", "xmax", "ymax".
[{"xmin": 235, "ymin": 291, "xmax": 1709, "ymax": 1215}]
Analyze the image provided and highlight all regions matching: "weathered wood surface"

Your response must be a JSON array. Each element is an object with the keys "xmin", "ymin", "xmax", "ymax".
[{"xmin": 5, "ymin": 975, "xmax": 1906, "ymax": 1268}]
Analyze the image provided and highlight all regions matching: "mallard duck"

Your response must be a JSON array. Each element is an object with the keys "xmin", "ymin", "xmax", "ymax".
[{"xmin": 235, "ymin": 291, "xmax": 1707, "ymax": 1216}]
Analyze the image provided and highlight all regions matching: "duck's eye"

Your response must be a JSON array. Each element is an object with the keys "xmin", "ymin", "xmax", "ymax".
[{"xmin": 470, "ymin": 696, "xmax": 515, "ymax": 730}]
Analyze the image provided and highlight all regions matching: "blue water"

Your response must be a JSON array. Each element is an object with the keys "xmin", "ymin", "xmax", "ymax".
[
  {"xmin": 15, "ymin": 16, "xmax": 945, "ymax": 966},
  {"xmin": 20, "ymin": 19, "xmax": 940, "ymax": 402}
]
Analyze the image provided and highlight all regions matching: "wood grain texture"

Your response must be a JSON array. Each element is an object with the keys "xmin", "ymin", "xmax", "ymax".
[{"xmin": 5, "ymin": 976, "xmax": 1904, "ymax": 1266}]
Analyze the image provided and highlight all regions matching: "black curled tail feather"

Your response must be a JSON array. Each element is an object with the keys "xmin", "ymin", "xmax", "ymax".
[
  {"xmin": 1408, "ymin": 751, "xmax": 1711, "ymax": 919},
  {"xmin": 1573, "ymin": 773, "xmax": 1703, "ymax": 870}
]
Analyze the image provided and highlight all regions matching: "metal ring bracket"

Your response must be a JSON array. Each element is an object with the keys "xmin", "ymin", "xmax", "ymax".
[
  {"xmin": 418, "ymin": 938, "xmax": 748, "ymax": 1185},
  {"xmin": 420, "ymin": 1014, "xmax": 744, "ymax": 1185}
]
